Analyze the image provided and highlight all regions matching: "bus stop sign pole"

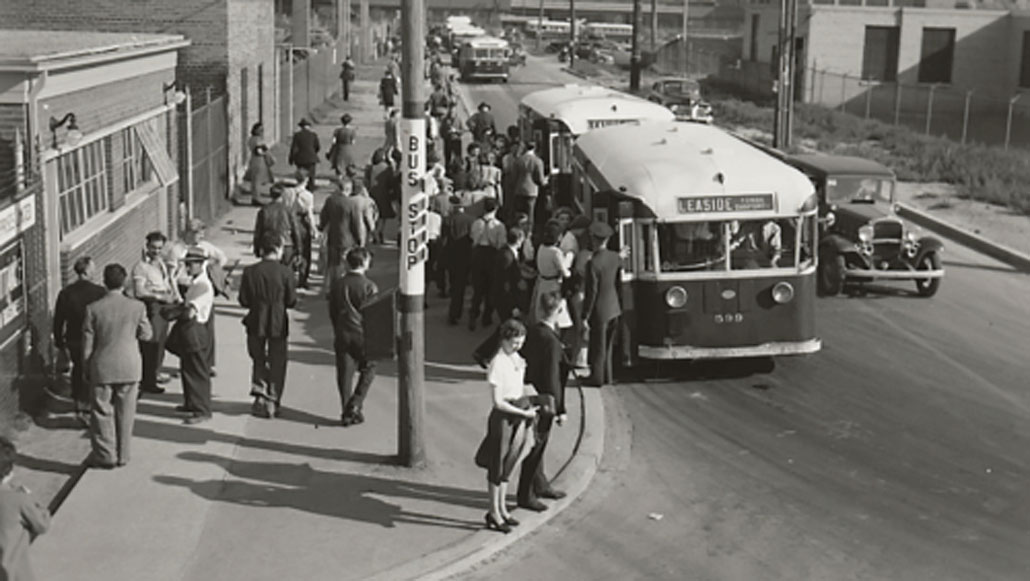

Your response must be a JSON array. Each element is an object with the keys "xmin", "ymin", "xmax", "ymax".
[{"xmin": 399, "ymin": 0, "xmax": 427, "ymax": 468}]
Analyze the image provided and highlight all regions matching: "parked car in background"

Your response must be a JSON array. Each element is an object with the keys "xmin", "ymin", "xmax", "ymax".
[
  {"xmin": 786, "ymin": 154, "xmax": 945, "ymax": 298},
  {"xmin": 646, "ymin": 77, "xmax": 713, "ymax": 123}
]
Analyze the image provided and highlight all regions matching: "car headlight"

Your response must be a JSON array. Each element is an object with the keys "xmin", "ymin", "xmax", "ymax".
[
  {"xmin": 858, "ymin": 225, "xmax": 874, "ymax": 243},
  {"xmin": 772, "ymin": 282, "xmax": 794, "ymax": 304},
  {"xmin": 665, "ymin": 286, "xmax": 688, "ymax": 308},
  {"xmin": 905, "ymin": 231, "xmax": 918, "ymax": 243}
]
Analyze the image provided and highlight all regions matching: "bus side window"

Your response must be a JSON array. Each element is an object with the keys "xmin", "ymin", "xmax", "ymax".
[
  {"xmin": 619, "ymin": 220, "xmax": 634, "ymax": 279},
  {"xmin": 639, "ymin": 222, "xmax": 655, "ymax": 273}
]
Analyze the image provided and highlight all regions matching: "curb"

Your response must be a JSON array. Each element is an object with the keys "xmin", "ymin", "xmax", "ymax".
[
  {"xmin": 895, "ymin": 202, "xmax": 1030, "ymax": 273},
  {"xmin": 365, "ymin": 382, "xmax": 606, "ymax": 581}
]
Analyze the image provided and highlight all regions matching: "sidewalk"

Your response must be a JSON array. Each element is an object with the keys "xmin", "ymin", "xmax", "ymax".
[{"xmin": 29, "ymin": 60, "xmax": 604, "ymax": 581}]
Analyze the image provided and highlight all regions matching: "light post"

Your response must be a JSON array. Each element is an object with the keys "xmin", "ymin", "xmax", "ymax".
[
  {"xmin": 630, "ymin": 0, "xmax": 642, "ymax": 91},
  {"xmin": 961, "ymin": 89, "xmax": 974, "ymax": 145},
  {"xmin": 1005, "ymin": 92, "xmax": 1021, "ymax": 151}
]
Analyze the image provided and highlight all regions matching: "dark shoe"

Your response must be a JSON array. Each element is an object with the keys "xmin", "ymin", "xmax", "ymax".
[
  {"xmin": 503, "ymin": 515, "xmax": 520, "ymax": 526},
  {"xmin": 85, "ymin": 456, "xmax": 116, "ymax": 470},
  {"xmin": 175, "ymin": 405, "xmax": 198, "ymax": 413},
  {"xmin": 484, "ymin": 512, "xmax": 512, "ymax": 534},
  {"xmin": 209, "ymin": 367, "xmax": 218, "ymax": 378},
  {"xmin": 342, "ymin": 410, "xmax": 364, "ymax": 426},
  {"xmin": 538, "ymin": 489, "xmax": 566, "ymax": 500},
  {"xmin": 116, "ymin": 460, "xmax": 128, "ymax": 467},
  {"xmin": 183, "ymin": 414, "xmax": 211, "ymax": 425},
  {"xmin": 473, "ymin": 353, "xmax": 489, "ymax": 370},
  {"xmin": 140, "ymin": 385, "xmax": 166, "ymax": 394},
  {"xmin": 517, "ymin": 499, "xmax": 548, "ymax": 512}
]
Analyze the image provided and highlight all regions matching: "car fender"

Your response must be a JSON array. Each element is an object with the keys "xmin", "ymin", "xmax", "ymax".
[
  {"xmin": 819, "ymin": 234, "xmax": 855, "ymax": 256},
  {"xmin": 914, "ymin": 236, "xmax": 944, "ymax": 262}
]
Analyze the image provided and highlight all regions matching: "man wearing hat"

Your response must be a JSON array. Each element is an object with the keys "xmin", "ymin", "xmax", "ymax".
[
  {"xmin": 511, "ymin": 141, "xmax": 548, "ymax": 230},
  {"xmin": 288, "ymin": 118, "xmax": 321, "ymax": 181},
  {"xmin": 466, "ymin": 102, "xmax": 496, "ymax": 147},
  {"xmin": 582, "ymin": 221, "xmax": 622, "ymax": 387},
  {"xmin": 175, "ymin": 246, "xmax": 215, "ymax": 424}
]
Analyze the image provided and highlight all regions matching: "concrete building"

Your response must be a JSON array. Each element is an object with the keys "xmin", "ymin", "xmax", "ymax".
[
  {"xmin": 740, "ymin": 0, "xmax": 1030, "ymax": 109},
  {"xmin": 0, "ymin": 30, "xmax": 188, "ymax": 417}
]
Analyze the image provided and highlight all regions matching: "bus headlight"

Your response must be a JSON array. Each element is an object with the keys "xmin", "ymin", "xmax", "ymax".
[
  {"xmin": 858, "ymin": 225, "xmax": 874, "ymax": 243},
  {"xmin": 772, "ymin": 282, "xmax": 794, "ymax": 304},
  {"xmin": 665, "ymin": 286, "xmax": 688, "ymax": 308}
]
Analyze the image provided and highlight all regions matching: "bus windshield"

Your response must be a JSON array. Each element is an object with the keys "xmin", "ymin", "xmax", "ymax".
[{"xmin": 656, "ymin": 217, "xmax": 815, "ymax": 272}]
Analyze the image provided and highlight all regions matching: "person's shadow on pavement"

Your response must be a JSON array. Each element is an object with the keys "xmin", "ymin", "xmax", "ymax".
[{"xmin": 154, "ymin": 451, "xmax": 484, "ymax": 530}]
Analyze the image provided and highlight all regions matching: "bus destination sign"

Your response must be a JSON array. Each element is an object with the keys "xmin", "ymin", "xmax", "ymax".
[
  {"xmin": 587, "ymin": 118, "xmax": 640, "ymax": 130},
  {"xmin": 677, "ymin": 194, "xmax": 775, "ymax": 214}
]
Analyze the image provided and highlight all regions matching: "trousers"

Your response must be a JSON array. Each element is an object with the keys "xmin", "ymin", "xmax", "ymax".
[
  {"xmin": 247, "ymin": 335, "xmax": 289, "ymax": 404},
  {"xmin": 469, "ymin": 246, "xmax": 497, "ymax": 324},
  {"xmin": 334, "ymin": 331, "xmax": 377, "ymax": 415},
  {"xmin": 181, "ymin": 348, "xmax": 212, "ymax": 417},
  {"xmin": 91, "ymin": 382, "xmax": 138, "ymax": 465},
  {"xmin": 587, "ymin": 317, "xmax": 618, "ymax": 386}
]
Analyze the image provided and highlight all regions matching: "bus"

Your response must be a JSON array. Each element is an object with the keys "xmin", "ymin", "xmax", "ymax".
[
  {"xmin": 518, "ymin": 84, "xmax": 675, "ymax": 210},
  {"xmin": 525, "ymin": 19, "xmax": 572, "ymax": 39},
  {"xmin": 456, "ymin": 36, "xmax": 511, "ymax": 82},
  {"xmin": 571, "ymin": 120, "xmax": 822, "ymax": 364},
  {"xmin": 583, "ymin": 21, "xmax": 633, "ymax": 42}
]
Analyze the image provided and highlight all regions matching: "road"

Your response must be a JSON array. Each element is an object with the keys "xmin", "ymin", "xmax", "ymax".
[{"xmin": 455, "ymin": 55, "xmax": 1030, "ymax": 581}]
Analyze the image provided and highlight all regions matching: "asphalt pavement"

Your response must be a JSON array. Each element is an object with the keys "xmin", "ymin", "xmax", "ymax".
[{"xmin": 28, "ymin": 58, "xmax": 603, "ymax": 581}]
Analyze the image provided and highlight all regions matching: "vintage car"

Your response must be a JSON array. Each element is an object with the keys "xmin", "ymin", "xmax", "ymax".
[
  {"xmin": 786, "ymin": 154, "xmax": 945, "ymax": 298},
  {"xmin": 646, "ymin": 77, "xmax": 713, "ymax": 123}
]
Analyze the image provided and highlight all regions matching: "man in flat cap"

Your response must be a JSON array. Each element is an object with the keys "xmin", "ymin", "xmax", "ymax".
[
  {"xmin": 288, "ymin": 118, "xmax": 320, "ymax": 181},
  {"xmin": 581, "ymin": 221, "xmax": 622, "ymax": 387}
]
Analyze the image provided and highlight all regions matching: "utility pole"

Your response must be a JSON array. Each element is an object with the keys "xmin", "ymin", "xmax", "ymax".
[
  {"xmin": 682, "ymin": 0, "xmax": 688, "ymax": 74},
  {"xmin": 399, "ymin": 0, "xmax": 427, "ymax": 468},
  {"xmin": 773, "ymin": 0, "xmax": 797, "ymax": 149},
  {"xmin": 569, "ymin": 0, "xmax": 576, "ymax": 67},
  {"xmin": 536, "ymin": 0, "xmax": 544, "ymax": 51},
  {"xmin": 360, "ymin": 0, "xmax": 370, "ymax": 62},
  {"xmin": 630, "ymin": 0, "xmax": 642, "ymax": 91},
  {"xmin": 650, "ymin": 0, "xmax": 657, "ymax": 52}
]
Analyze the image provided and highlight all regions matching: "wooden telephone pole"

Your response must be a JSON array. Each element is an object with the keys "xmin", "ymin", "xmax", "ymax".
[
  {"xmin": 773, "ymin": 0, "xmax": 798, "ymax": 150},
  {"xmin": 630, "ymin": 0, "xmax": 642, "ymax": 90}
]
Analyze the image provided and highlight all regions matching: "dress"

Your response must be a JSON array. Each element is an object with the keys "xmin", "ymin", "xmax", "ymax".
[
  {"xmin": 531, "ymin": 245, "xmax": 573, "ymax": 328},
  {"xmin": 475, "ymin": 350, "xmax": 535, "ymax": 485},
  {"xmin": 330, "ymin": 125, "xmax": 358, "ymax": 173}
]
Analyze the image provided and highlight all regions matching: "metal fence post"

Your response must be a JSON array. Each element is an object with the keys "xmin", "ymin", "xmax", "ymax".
[
  {"xmin": 1005, "ymin": 93, "xmax": 1021, "ymax": 151},
  {"xmin": 893, "ymin": 82, "xmax": 902, "ymax": 126},
  {"xmin": 961, "ymin": 89, "xmax": 973, "ymax": 145},
  {"xmin": 925, "ymin": 84, "xmax": 937, "ymax": 135},
  {"xmin": 864, "ymin": 83, "xmax": 873, "ymax": 119},
  {"xmin": 840, "ymin": 73, "xmax": 846, "ymax": 111},
  {"xmin": 306, "ymin": 56, "xmax": 312, "ymax": 117},
  {"xmin": 184, "ymin": 88, "xmax": 194, "ymax": 220}
]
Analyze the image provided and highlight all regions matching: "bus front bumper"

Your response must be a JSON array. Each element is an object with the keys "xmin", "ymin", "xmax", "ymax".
[{"xmin": 639, "ymin": 338, "xmax": 822, "ymax": 360}]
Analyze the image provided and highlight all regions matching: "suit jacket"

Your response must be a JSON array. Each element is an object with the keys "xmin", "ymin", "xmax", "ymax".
[
  {"xmin": 52, "ymin": 278, "xmax": 106, "ymax": 349},
  {"xmin": 254, "ymin": 201, "xmax": 300, "ymax": 255},
  {"xmin": 491, "ymin": 246, "xmax": 524, "ymax": 319},
  {"xmin": 288, "ymin": 128, "xmax": 321, "ymax": 166},
  {"xmin": 582, "ymin": 248, "xmax": 622, "ymax": 325},
  {"xmin": 511, "ymin": 151, "xmax": 546, "ymax": 198},
  {"xmin": 238, "ymin": 259, "xmax": 297, "ymax": 338},
  {"xmin": 522, "ymin": 321, "xmax": 568, "ymax": 415},
  {"xmin": 319, "ymin": 194, "xmax": 369, "ymax": 250},
  {"xmin": 83, "ymin": 291, "xmax": 153, "ymax": 385}
]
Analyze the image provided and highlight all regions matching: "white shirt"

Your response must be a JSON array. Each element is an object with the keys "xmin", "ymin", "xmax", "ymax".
[
  {"xmin": 487, "ymin": 349, "xmax": 527, "ymax": 402},
  {"xmin": 426, "ymin": 210, "xmax": 443, "ymax": 241},
  {"xmin": 184, "ymin": 269, "xmax": 214, "ymax": 324},
  {"xmin": 165, "ymin": 240, "xmax": 227, "ymax": 288}
]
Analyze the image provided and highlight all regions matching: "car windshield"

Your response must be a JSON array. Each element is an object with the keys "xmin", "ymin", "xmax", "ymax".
[
  {"xmin": 825, "ymin": 176, "xmax": 893, "ymax": 204},
  {"xmin": 662, "ymin": 81, "xmax": 698, "ymax": 94}
]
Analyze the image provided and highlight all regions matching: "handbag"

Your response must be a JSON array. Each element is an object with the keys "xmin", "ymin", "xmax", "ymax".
[{"xmin": 165, "ymin": 315, "xmax": 209, "ymax": 357}]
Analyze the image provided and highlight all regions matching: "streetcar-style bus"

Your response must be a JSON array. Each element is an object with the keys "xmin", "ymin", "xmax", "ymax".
[
  {"xmin": 518, "ymin": 84, "xmax": 675, "ymax": 210},
  {"xmin": 525, "ymin": 19, "xmax": 572, "ymax": 39},
  {"xmin": 583, "ymin": 21, "xmax": 633, "ymax": 42},
  {"xmin": 571, "ymin": 121, "xmax": 822, "ymax": 363},
  {"xmin": 456, "ymin": 36, "xmax": 511, "ymax": 82}
]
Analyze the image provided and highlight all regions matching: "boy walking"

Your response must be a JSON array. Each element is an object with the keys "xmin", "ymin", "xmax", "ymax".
[{"xmin": 328, "ymin": 248, "xmax": 379, "ymax": 427}]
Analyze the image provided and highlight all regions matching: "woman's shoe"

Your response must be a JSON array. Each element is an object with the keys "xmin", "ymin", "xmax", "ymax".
[
  {"xmin": 484, "ymin": 512, "xmax": 512, "ymax": 534},
  {"xmin": 503, "ymin": 515, "xmax": 520, "ymax": 526}
]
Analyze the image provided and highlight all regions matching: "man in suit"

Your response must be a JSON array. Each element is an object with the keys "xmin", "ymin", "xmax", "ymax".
[
  {"xmin": 492, "ymin": 227, "xmax": 527, "ymax": 322},
  {"xmin": 468, "ymin": 198, "xmax": 507, "ymax": 330},
  {"xmin": 82, "ymin": 264, "xmax": 153, "ymax": 468},
  {"xmin": 319, "ymin": 177, "xmax": 373, "ymax": 289},
  {"xmin": 239, "ymin": 235, "xmax": 298, "ymax": 418},
  {"xmin": 518, "ymin": 291, "xmax": 570, "ymax": 511},
  {"xmin": 328, "ymin": 248, "xmax": 379, "ymax": 427},
  {"xmin": 254, "ymin": 184, "xmax": 301, "ymax": 267},
  {"xmin": 52, "ymin": 256, "xmax": 106, "ymax": 423},
  {"xmin": 582, "ymin": 222, "xmax": 622, "ymax": 387},
  {"xmin": 510, "ymin": 141, "xmax": 548, "ymax": 230},
  {"xmin": 288, "ymin": 118, "xmax": 320, "ymax": 180},
  {"xmin": 444, "ymin": 197, "xmax": 476, "ymax": 325}
]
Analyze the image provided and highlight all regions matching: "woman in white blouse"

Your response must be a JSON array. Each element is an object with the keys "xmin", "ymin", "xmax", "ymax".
[
  {"xmin": 474, "ymin": 319, "xmax": 538, "ymax": 534},
  {"xmin": 530, "ymin": 222, "xmax": 573, "ymax": 327}
]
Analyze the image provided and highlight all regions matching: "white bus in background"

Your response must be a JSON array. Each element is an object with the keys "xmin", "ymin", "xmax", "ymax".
[
  {"xmin": 525, "ymin": 19, "xmax": 571, "ymax": 39},
  {"xmin": 584, "ymin": 21, "xmax": 633, "ymax": 42}
]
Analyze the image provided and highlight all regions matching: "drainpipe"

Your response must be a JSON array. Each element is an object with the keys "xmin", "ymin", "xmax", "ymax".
[{"xmin": 26, "ymin": 71, "xmax": 62, "ymax": 311}]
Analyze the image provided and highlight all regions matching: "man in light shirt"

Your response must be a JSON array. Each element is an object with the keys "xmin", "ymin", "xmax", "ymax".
[
  {"xmin": 177, "ymin": 247, "xmax": 215, "ymax": 425},
  {"xmin": 131, "ymin": 231, "xmax": 179, "ymax": 394}
]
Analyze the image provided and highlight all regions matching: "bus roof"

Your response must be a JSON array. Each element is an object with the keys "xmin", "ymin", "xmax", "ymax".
[
  {"xmin": 574, "ymin": 121, "xmax": 816, "ymax": 220},
  {"xmin": 520, "ymin": 85, "xmax": 675, "ymax": 134}
]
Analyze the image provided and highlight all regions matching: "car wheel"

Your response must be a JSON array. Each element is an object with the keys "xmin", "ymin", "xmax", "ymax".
[
  {"xmin": 818, "ymin": 250, "xmax": 845, "ymax": 297},
  {"xmin": 914, "ymin": 252, "xmax": 942, "ymax": 297}
]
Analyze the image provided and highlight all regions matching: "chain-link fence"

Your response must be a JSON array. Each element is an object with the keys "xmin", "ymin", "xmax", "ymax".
[{"xmin": 808, "ymin": 67, "xmax": 1030, "ymax": 150}]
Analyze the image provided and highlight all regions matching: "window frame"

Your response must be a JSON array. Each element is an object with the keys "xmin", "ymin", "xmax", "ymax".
[
  {"xmin": 918, "ymin": 27, "xmax": 956, "ymax": 85},
  {"xmin": 57, "ymin": 139, "xmax": 110, "ymax": 237},
  {"xmin": 861, "ymin": 25, "xmax": 900, "ymax": 82}
]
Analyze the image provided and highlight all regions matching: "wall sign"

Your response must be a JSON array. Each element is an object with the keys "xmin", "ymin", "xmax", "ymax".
[
  {"xmin": 0, "ymin": 240, "xmax": 25, "ymax": 332},
  {"xmin": 0, "ymin": 195, "xmax": 35, "ymax": 247},
  {"xmin": 677, "ymin": 194, "xmax": 775, "ymax": 214},
  {"xmin": 400, "ymin": 118, "xmax": 427, "ymax": 295}
]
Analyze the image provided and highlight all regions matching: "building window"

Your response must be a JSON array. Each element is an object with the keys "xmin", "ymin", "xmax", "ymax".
[
  {"xmin": 120, "ymin": 127, "xmax": 154, "ymax": 193},
  {"xmin": 1020, "ymin": 31, "xmax": 1030, "ymax": 88},
  {"xmin": 918, "ymin": 27, "xmax": 955, "ymax": 84},
  {"xmin": 57, "ymin": 140, "xmax": 109, "ymax": 236},
  {"xmin": 862, "ymin": 26, "xmax": 900, "ymax": 82}
]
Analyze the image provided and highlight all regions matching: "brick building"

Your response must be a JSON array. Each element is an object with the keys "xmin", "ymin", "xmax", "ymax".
[
  {"xmin": 0, "ymin": 0, "xmax": 278, "ymax": 220},
  {"xmin": 0, "ymin": 30, "xmax": 188, "ymax": 419}
]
